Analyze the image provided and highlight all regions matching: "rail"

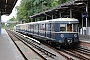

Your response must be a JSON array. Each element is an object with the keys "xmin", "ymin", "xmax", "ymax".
[{"xmin": 10, "ymin": 30, "xmax": 57, "ymax": 59}]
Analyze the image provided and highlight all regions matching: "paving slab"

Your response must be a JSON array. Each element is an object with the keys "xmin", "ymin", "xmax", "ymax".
[{"xmin": 0, "ymin": 29, "xmax": 24, "ymax": 60}]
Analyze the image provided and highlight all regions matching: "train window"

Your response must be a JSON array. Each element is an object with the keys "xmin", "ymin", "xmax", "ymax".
[
  {"xmin": 28, "ymin": 24, "xmax": 30, "ymax": 31},
  {"xmin": 73, "ymin": 24, "xmax": 78, "ymax": 32},
  {"xmin": 31, "ymin": 24, "xmax": 34, "ymax": 32},
  {"xmin": 34, "ymin": 24, "xmax": 38, "ymax": 32},
  {"xmin": 46, "ymin": 23, "xmax": 50, "ymax": 31},
  {"xmin": 39, "ymin": 24, "xmax": 45, "ymax": 31},
  {"xmin": 39, "ymin": 24, "xmax": 40, "ymax": 30},
  {"xmin": 60, "ymin": 24, "xmax": 66, "ymax": 32},
  {"xmin": 67, "ymin": 24, "xmax": 72, "ymax": 32}
]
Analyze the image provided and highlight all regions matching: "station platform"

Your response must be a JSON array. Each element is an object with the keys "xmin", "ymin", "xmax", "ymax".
[
  {"xmin": 79, "ymin": 34, "xmax": 90, "ymax": 43},
  {"xmin": 0, "ymin": 29, "xmax": 24, "ymax": 60}
]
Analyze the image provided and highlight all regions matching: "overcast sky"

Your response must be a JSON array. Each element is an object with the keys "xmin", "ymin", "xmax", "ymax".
[{"xmin": 1, "ymin": 0, "xmax": 21, "ymax": 22}]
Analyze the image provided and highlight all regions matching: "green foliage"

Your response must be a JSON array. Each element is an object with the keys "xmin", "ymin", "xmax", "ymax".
[
  {"xmin": 9, "ymin": 16, "xmax": 16, "ymax": 21},
  {"xmin": 15, "ymin": 0, "xmax": 70, "ymax": 22}
]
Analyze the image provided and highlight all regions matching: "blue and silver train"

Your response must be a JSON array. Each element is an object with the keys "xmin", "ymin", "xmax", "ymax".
[{"xmin": 15, "ymin": 18, "xmax": 79, "ymax": 47}]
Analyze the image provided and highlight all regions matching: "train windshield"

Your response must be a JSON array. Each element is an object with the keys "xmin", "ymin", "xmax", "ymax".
[
  {"xmin": 60, "ymin": 24, "xmax": 66, "ymax": 32},
  {"xmin": 73, "ymin": 24, "xmax": 78, "ymax": 32},
  {"xmin": 67, "ymin": 24, "xmax": 72, "ymax": 32},
  {"xmin": 60, "ymin": 24, "xmax": 78, "ymax": 32}
]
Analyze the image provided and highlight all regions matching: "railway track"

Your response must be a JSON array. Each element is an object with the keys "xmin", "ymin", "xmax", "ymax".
[
  {"xmin": 80, "ymin": 41, "xmax": 90, "ymax": 50},
  {"xmin": 80, "ymin": 35, "xmax": 90, "ymax": 50},
  {"xmin": 7, "ymin": 29, "xmax": 90, "ymax": 60},
  {"xmin": 57, "ymin": 46, "xmax": 90, "ymax": 60},
  {"xmin": 40, "ymin": 40, "xmax": 74, "ymax": 60},
  {"xmin": 80, "ymin": 41, "xmax": 90, "ymax": 46},
  {"xmin": 6, "ymin": 30, "xmax": 66, "ymax": 60},
  {"xmin": 42, "ymin": 42, "xmax": 90, "ymax": 60},
  {"xmin": 39, "ymin": 36, "xmax": 90, "ymax": 60},
  {"xmin": 63, "ymin": 49, "xmax": 90, "ymax": 60},
  {"xmin": 6, "ymin": 30, "xmax": 44, "ymax": 60}
]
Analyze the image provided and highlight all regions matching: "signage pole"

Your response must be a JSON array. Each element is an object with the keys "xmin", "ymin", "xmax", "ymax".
[
  {"xmin": 0, "ymin": 11, "xmax": 1, "ymax": 35},
  {"xmin": 86, "ymin": 2, "xmax": 88, "ymax": 35},
  {"xmin": 82, "ymin": 13, "xmax": 83, "ymax": 35}
]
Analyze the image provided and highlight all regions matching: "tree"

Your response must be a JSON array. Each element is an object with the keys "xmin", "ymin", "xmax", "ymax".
[
  {"xmin": 9, "ymin": 16, "xmax": 16, "ymax": 21},
  {"xmin": 16, "ymin": 0, "xmax": 70, "ymax": 22}
]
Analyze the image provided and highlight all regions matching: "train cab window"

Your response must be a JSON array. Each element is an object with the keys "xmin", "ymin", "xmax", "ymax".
[
  {"xmin": 60, "ymin": 24, "xmax": 66, "ymax": 32},
  {"xmin": 73, "ymin": 24, "xmax": 78, "ymax": 32},
  {"xmin": 67, "ymin": 24, "xmax": 72, "ymax": 32}
]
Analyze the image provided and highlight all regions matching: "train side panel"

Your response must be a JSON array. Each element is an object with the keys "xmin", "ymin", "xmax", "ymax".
[{"xmin": 16, "ymin": 18, "xmax": 79, "ymax": 47}]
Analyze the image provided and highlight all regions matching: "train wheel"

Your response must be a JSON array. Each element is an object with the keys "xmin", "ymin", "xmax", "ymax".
[
  {"xmin": 48, "ymin": 41, "xmax": 52, "ymax": 46},
  {"xmin": 57, "ymin": 45, "xmax": 61, "ymax": 50}
]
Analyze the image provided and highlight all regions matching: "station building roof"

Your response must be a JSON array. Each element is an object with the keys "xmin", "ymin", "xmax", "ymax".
[
  {"xmin": 0, "ymin": 0, "xmax": 17, "ymax": 15},
  {"xmin": 30, "ymin": 0, "xmax": 89, "ymax": 18}
]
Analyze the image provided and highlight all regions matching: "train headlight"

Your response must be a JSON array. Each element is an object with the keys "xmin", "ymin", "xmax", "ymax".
[
  {"xmin": 67, "ymin": 40, "xmax": 72, "ymax": 43},
  {"xmin": 59, "ymin": 40, "xmax": 62, "ymax": 43},
  {"xmin": 61, "ymin": 34, "xmax": 64, "ymax": 38},
  {"xmin": 74, "ymin": 34, "xmax": 77, "ymax": 37}
]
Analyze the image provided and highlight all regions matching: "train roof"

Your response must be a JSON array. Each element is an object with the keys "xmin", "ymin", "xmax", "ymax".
[
  {"xmin": 48, "ymin": 18, "xmax": 78, "ymax": 22},
  {"xmin": 49, "ymin": 18, "xmax": 79, "ymax": 23},
  {"xmin": 31, "ymin": 18, "xmax": 78, "ymax": 24},
  {"xmin": 16, "ymin": 18, "xmax": 79, "ymax": 26},
  {"xmin": 16, "ymin": 24, "xmax": 25, "ymax": 26}
]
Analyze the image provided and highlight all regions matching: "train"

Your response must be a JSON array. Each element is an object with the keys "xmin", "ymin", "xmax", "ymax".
[{"xmin": 15, "ymin": 18, "xmax": 79, "ymax": 48}]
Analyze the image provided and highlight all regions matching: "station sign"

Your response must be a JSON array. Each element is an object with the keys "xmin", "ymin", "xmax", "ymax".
[{"xmin": 82, "ymin": 13, "xmax": 86, "ymax": 18}]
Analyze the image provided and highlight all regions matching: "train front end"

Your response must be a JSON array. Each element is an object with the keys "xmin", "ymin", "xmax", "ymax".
[
  {"xmin": 53, "ymin": 18, "xmax": 79, "ymax": 47},
  {"xmin": 58, "ymin": 32, "xmax": 79, "ymax": 46}
]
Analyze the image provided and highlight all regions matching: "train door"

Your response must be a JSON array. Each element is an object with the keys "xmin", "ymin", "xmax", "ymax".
[
  {"xmin": 28, "ymin": 24, "xmax": 31, "ymax": 33},
  {"xmin": 30, "ymin": 24, "xmax": 34, "ymax": 34},
  {"xmin": 51, "ymin": 23, "xmax": 55, "ymax": 39},
  {"xmin": 46, "ymin": 23, "xmax": 51, "ymax": 38},
  {"xmin": 34, "ymin": 24, "xmax": 38, "ymax": 34}
]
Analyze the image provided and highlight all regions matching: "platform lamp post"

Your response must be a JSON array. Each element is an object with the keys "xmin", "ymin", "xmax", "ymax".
[
  {"xmin": 85, "ymin": 2, "xmax": 88, "ymax": 35},
  {"xmin": 81, "ymin": 13, "xmax": 85, "ymax": 35},
  {"xmin": 82, "ymin": 13, "xmax": 83, "ymax": 35}
]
